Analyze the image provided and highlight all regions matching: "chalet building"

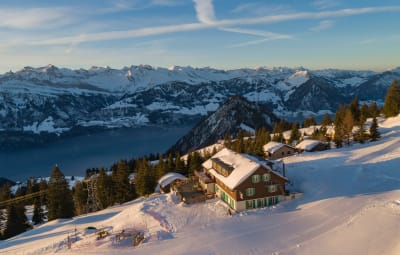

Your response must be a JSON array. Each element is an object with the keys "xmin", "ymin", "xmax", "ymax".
[
  {"xmin": 199, "ymin": 148, "xmax": 289, "ymax": 211},
  {"xmin": 263, "ymin": 141, "xmax": 296, "ymax": 160},
  {"xmin": 155, "ymin": 172, "xmax": 187, "ymax": 193},
  {"xmin": 296, "ymin": 139, "xmax": 329, "ymax": 152}
]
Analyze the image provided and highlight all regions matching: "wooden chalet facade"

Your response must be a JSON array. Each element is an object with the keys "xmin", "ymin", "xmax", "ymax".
[
  {"xmin": 263, "ymin": 141, "xmax": 296, "ymax": 160},
  {"xmin": 200, "ymin": 148, "xmax": 289, "ymax": 211}
]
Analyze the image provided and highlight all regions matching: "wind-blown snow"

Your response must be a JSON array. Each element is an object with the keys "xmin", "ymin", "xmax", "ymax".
[{"xmin": 2, "ymin": 115, "xmax": 400, "ymax": 255}]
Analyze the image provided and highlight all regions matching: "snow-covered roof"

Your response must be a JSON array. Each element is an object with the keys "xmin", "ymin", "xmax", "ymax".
[
  {"xmin": 203, "ymin": 148, "xmax": 286, "ymax": 190},
  {"xmin": 263, "ymin": 141, "xmax": 294, "ymax": 153},
  {"xmin": 296, "ymin": 139, "xmax": 324, "ymax": 151},
  {"xmin": 155, "ymin": 172, "xmax": 187, "ymax": 192}
]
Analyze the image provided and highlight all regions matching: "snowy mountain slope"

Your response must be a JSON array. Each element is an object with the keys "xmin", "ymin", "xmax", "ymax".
[
  {"xmin": 2, "ymin": 115, "xmax": 400, "ymax": 255},
  {"xmin": 168, "ymin": 96, "xmax": 278, "ymax": 154},
  {"xmin": 0, "ymin": 64, "xmax": 399, "ymax": 148}
]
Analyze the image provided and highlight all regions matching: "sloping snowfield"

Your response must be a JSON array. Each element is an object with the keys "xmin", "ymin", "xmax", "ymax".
[{"xmin": 2, "ymin": 116, "xmax": 400, "ymax": 255}]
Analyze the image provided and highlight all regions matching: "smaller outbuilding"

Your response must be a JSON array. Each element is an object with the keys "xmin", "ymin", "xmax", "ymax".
[
  {"xmin": 296, "ymin": 139, "xmax": 329, "ymax": 152},
  {"xmin": 263, "ymin": 141, "xmax": 296, "ymax": 160},
  {"xmin": 155, "ymin": 172, "xmax": 187, "ymax": 193}
]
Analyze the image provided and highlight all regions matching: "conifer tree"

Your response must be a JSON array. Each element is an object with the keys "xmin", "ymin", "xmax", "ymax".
[
  {"xmin": 38, "ymin": 179, "xmax": 48, "ymax": 205},
  {"xmin": 272, "ymin": 132, "xmax": 284, "ymax": 143},
  {"xmin": 254, "ymin": 128, "xmax": 270, "ymax": 156},
  {"xmin": 354, "ymin": 123, "xmax": 368, "ymax": 144},
  {"xmin": 383, "ymin": 80, "xmax": 400, "ymax": 117},
  {"xmin": 3, "ymin": 204, "xmax": 29, "ymax": 238},
  {"xmin": 0, "ymin": 183, "xmax": 13, "ymax": 202},
  {"xmin": 349, "ymin": 97, "xmax": 361, "ymax": 124},
  {"xmin": 95, "ymin": 168, "xmax": 113, "ymax": 210},
  {"xmin": 233, "ymin": 130, "xmax": 245, "ymax": 153},
  {"xmin": 333, "ymin": 104, "xmax": 347, "ymax": 147},
  {"xmin": 112, "ymin": 160, "xmax": 132, "ymax": 204},
  {"xmin": 343, "ymin": 109, "xmax": 355, "ymax": 145},
  {"xmin": 368, "ymin": 102, "xmax": 380, "ymax": 118},
  {"xmin": 47, "ymin": 165, "xmax": 74, "ymax": 221},
  {"xmin": 155, "ymin": 154, "xmax": 167, "ymax": 180},
  {"xmin": 321, "ymin": 113, "xmax": 332, "ymax": 127},
  {"xmin": 174, "ymin": 153, "xmax": 186, "ymax": 175},
  {"xmin": 369, "ymin": 117, "xmax": 381, "ymax": 141},
  {"xmin": 360, "ymin": 103, "xmax": 369, "ymax": 124},
  {"xmin": 32, "ymin": 199, "xmax": 44, "ymax": 225},
  {"xmin": 302, "ymin": 116, "xmax": 316, "ymax": 128},
  {"xmin": 166, "ymin": 153, "xmax": 175, "ymax": 172},
  {"xmin": 135, "ymin": 158, "xmax": 156, "ymax": 196},
  {"xmin": 223, "ymin": 133, "xmax": 232, "ymax": 150},
  {"xmin": 188, "ymin": 151, "xmax": 203, "ymax": 176},
  {"xmin": 72, "ymin": 181, "xmax": 88, "ymax": 215},
  {"xmin": 289, "ymin": 123, "xmax": 301, "ymax": 144}
]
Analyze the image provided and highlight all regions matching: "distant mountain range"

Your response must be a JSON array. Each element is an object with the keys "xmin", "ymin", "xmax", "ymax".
[{"xmin": 0, "ymin": 64, "xmax": 399, "ymax": 148}]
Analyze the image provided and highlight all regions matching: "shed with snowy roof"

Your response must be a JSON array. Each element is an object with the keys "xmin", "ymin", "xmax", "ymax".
[
  {"xmin": 155, "ymin": 172, "xmax": 187, "ymax": 193},
  {"xmin": 296, "ymin": 139, "xmax": 329, "ymax": 152},
  {"xmin": 201, "ymin": 148, "xmax": 289, "ymax": 211},
  {"xmin": 263, "ymin": 141, "xmax": 296, "ymax": 160}
]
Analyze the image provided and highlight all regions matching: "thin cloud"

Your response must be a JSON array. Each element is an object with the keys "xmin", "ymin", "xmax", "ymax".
[
  {"xmin": 312, "ymin": 0, "xmax": 340, "ymax": 10},
  {"xmin": 232, "ymin": 3, "xmax": 293, "ymax": 16},
  {"xmin": 228, "ymin": 37, "xmax": 287, "ymax": 48},
  {"xmin": 194, "ymin": 0, "xmax": 292, "ymax": 46},
  {"xmin": 151, "ymin": 0, "xmax": 185, "ymax": 7},
  {"xmin": 0, "ymin": 7, "xmax": 74, "ymax": 29},
  {"xmin": 310, "ymin": 20, "xmax": 334, "ymax": 32},
  {"xmin": 100, "ymin": 0, "xmax": 185, "ymax": 14},
  {"xmin": 222, "ymin": 27, "xmax": 293, "ymax": 47},
  {"xmin": 25, "ymin": 5, "xmax": 400, "ymax": 46}
]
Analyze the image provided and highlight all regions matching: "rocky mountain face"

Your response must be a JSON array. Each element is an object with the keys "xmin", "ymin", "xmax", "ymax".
[
  {"xmin": 168, "ymin": 96, "xmax": 278, "ymax": 154},
  {"xmin": 0, "ymin": 64, "xmax": 399, "ymax": 148}
]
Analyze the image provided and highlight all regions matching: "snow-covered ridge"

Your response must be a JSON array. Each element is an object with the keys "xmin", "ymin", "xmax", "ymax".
[
  {"xmin": 1, "ymin": 64, "xmax": 399, "ymax": 138},
  {"xmin": 1, "ymin": 64, "xmax": 378, "ymax": 93}
]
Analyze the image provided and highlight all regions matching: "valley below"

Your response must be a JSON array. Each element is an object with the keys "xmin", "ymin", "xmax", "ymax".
[{"xmin": 0, "ymin": 125, "xmax": 191, "ymax": 181}]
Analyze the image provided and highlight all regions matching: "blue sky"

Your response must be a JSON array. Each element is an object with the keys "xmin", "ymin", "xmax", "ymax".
[{"xmin": 0, "ymin": 0, "xmax": 399, "ymax": 72}]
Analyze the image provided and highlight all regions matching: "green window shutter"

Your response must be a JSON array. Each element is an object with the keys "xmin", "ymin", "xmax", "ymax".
[{"xmin": 251, "ymin": 175, "xmax": 255, "ymax": 183}]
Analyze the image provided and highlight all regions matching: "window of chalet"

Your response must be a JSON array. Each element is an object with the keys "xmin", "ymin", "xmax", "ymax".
[
  {"xmin": 281, "ymin": 152, "xmax": 284, "ymax": 156},
  {"xmin": 262, "ymin": 173, "xmax": 271, "ymax": 182},
  {"xmin": 251, "ymin": 175, "xmax": 260, "ymax": 183},
  {"xmin": 268, "ymin": 184, "xmax": 278, "ymax": 193},
  {"xmin": 287, "ymin": 151, "xmax": 291, "ymax": 155},
  {"xmin": 246, "ymin": 187, "xmax": 255, "ymax": 196}
]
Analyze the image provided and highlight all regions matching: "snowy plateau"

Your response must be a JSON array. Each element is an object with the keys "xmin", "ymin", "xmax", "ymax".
[
  {"xmin": 1, "ymin": 64, "xmax": 400, "ymax": 144},
  {"xmin": 2, "ymin": 115, "xmax": 400, "ymax": 255}
]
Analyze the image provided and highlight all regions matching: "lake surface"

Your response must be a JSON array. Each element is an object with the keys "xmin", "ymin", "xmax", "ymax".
[{"xmin": 0, "ymin": 126, "xmax": 191, "ymax": 181}]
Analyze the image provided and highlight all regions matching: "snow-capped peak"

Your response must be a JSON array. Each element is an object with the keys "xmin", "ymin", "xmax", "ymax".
[{"xmin": 286, "ymin": 70, "xmax": 310, "ymax": 87}]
